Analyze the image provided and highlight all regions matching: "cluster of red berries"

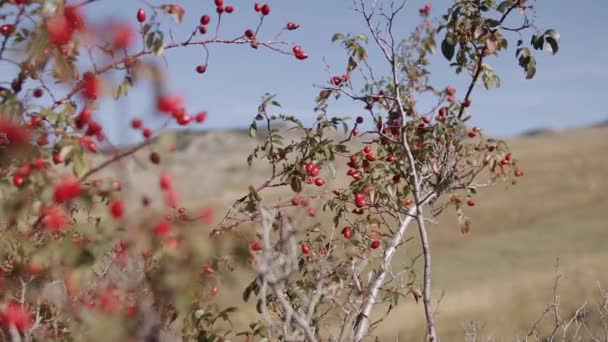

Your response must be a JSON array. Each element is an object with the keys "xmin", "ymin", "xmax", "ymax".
[
  {"xmin": 291, "ymin": 195, "xmax": 317, "ymax": 217},
  {"xmin": 45, "ymin": 6, "xmax": 86, "ymax": 46},
  {"xmin": 292, "ymin": 45, "xmax": 309, "ymax": 60},
  {"xmin": 304, "ymin": 161, "xmax": 325, "ymax": 186},
  {"xmin": 253, "ymin": 2, "xmax": 271, "ymax": 15},
  {"xmin": 11, "ymin": 158, "xmax": 46, "ymax": 187},
  {"xmin": 213, "ymin": 0, "xmax": 234, "ymax": 14},
  {"xmin": 54, "ymin": 176, "xmax": 82, "ymax": 203},
  {"xmin": 331, "ymin": 74, "xmax": 350, "ymax": 87}
]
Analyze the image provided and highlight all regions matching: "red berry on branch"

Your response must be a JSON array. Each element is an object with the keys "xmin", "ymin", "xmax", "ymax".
[
  {"xmin": 314, "ymin": 178, "xmax": 325, "ymax": 186},
  {"xmin": 514, "ymin": 170, "xmax": 524, "ymax": 177},
  {"xmin": 250, "ymin": 241, "xmax": 263, "ymax": 251},
  {"xmin": 12, "ymin": 174, "xmax": 25, "ymax": 187},
  {"xmin": 331, "ymin": 76, "xmax": 342, "ymax": 86},
  {"xmin": 177, "ymin": 114, "xmax": 192, "ymax": 126},
  {"xmin": 195, "ymin": 111, "xmax": 207, "ymax": 123},
  {"xmin": 467, "ymin": 131, "xmax": 477, "ymax": 138},
  {"xmin": 342, "ymin": 227, "xmax": 352, "ymax": 239},
  {"xmin": 352, "ymin": 128, "xmax": 359, "ymax": 136},
  {"xmin": 109, "ymin": 199, "xmax": 125, "ymax": 219},
  {"xmin": 445, "ymin": 86, "xmax": 456, "ymax": 96},
  {"xmin": 363, "ymin": 146, "xmax": 372, "ymax": 154},
  {"xmin": 198, "ymin": 25, "xmax": 207, "ymax": 34},
  {"xmin": 225, "ymin": 5, "xmax": 233, "ymax": 13},
  {"xmin": 463, "ymin": 99, "xmax": 472, "ymax": 107},
  {"xmin": 159, "ymin": 172, "xmax": 172, "ymax": 190},
  {"xmin": 244, "ymin": 29, "xmax": 255, "ymax": 39},
  {"xmin": 365, "ymin": 153, "xmax": 377, "ymax": 162},
  {"xmin": 467, "ymin": 199, "xmax": 475, "ymax": 207},
  {"xmin": 216, "ymin": 6, "xmax": 224, "ymax": 14},
  {"xmin": 33, "ymin": 88, "xmax": 43, "ymax": 98},
  {"xmin": 307, "ymin": 208, "xmax": 316, "ymax": 217},
  {"xmin": 200, "ymin": 15, "xmax": 211, "ymax": 25},
  {"xmin": 301, "ymin": 243, "xmax": 310, "ymax": 254},
  {"xmin": 137, "ymin": 8, "xmax": 147, "ymax": 22},
  {"xmin": 131, "ymin": 118, "xmax": 142, "ymax": 129},
  {"xmin": 370, "ymin": 240, "xmax": 381, "ymax": 249},
  {"xmin": 196, "ymin": 64, "xmax": 207, "ymax": 74},
  {"xmin": 254, "ymin": 2, "xmax": 262, "ymax": 12},
  {"xmin": 295, "ymin": 51, "xmax": 308, "ymax": 60},
  {"xmin": 214, "ymin": 0, "xmax": 223, "ymax": 7},
  {"xmin": 142, "ymin": 127, "xmax": 152, "ymax": 138},
  {"xmin": 261, "ymin": 4, "xmax": 270, "ymax": 15},
  {"xmin": 0, "ymin": 24, "xmax": 15, "ymax": 36}
]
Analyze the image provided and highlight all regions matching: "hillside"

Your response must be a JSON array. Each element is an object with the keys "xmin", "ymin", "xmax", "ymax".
[{"xmin": 91, "ymin": 125, "xmax": 608, "ymax": 339}]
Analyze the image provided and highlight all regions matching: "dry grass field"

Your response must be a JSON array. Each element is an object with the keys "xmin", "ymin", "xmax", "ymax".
[{"xmin": 92, "ymin": 124, "xmax": 608, "ymax": 340}]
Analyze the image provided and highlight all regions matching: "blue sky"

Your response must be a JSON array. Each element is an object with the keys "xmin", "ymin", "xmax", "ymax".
[{"xmin": 5, "ymin": 1, "xmax": 608, "ymax": 145}]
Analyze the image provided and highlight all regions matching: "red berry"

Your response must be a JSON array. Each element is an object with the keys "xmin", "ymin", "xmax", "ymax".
[
  {"xmin": 202, "ymin": 265, "xmax": 215, "ymax": 275},
  {"xmin": 314, "ymin": 178, "xmax": 325, "ymax": 187},
  {"xmin": 261, "ymin": 4, "xmax": 270, "ymax": 15},
  {"xmin": 356, "ymin": 116, "xmax": 364, "ymax": 124},
  {"xmin": 200, "ymin": 15, "xmax": 211, "ymax": 25},
  {"xmin": 109, "ymin": 199, "xmax": 125, "ymax": 219},
  {"xmin": 463, "ymin": 99, "xmax": 472, "ymax": 107},
  {"xmin": 370, "ymin": 240, "xmax": 381, "ymax": 249},
  {"xmin": 286, "ymin": 22, "xmax": 299, "ymax": 30},
  {"xmin": 244, "ymin": 29, "xmax": 255, "ymax": 39},
  {"xmin": 195, "ymin": 111, "xmax": 207, "ymax": 123},
  {"xmin": 514, "ymin": 170, "xmax": 524, "ymax": 177},
  {"xmin": 363, "ymin": 146, "xmax": 372, "ymax": 154},
  {"xmin": 467, "ymin": 131, "xmax": 477, "ymax": 138},
  {"xmin": 352, "ymin": 128, "xmax": 359, "ymax": 136},
  {"xmin": 331, "ymin": 76, "xmax": 341, "ymax": 86},
  {"xmin": 386, "ymin": 155, "xmax": 396, "ymax": 163},
  {"xmin": 342, "ymin": 227, "xmax": 352, "ymax": 239},
  {"xmin": 53, "ymin": 176, "xmax": 81, "ymax": 203},
  {"xmin": 467, "ymin": 199, "xmax": 475, "ymax": 207},
  {"xmin": 131, "ymin": 118, "xmax": 142, "ymax": 129},
  {"xmin": 438, "ymin": 107, "xmax": 447, "ymax": 116},
  {"xmin": 422, "ymin": 116, "xmax": 431, "ymax": 124},
  {"xmin": 505, "ymin": 153, "xmax": 512, "ymax": 161},
  {"xmin": 52, "ymin": 153, "xmax": 61, "ymax": 164},
  {"xmin": 12, "ymin": 174, "xmax": 25, "ymax": 187},
  {"xmin": 445, "ymin": 86, "xmax": 456, "ymax": 96},
  {"xmin": 365, "ymin": 154, "xmax": 377, "ymax": 162},
  {"xmin": 142, "ymin": 127, "xmax": 152, "ymax": 138},
  {"xmin": 0, "ymin": 301, "xmax": 32, "ymax": 332},
  {"xmin": 196, "ymin": 64, "xmax": 207, "ymax": 74},
  {"xmin": 33, "ymin": 88, "xmax": 43, "ymax": 98},
  {"xmin": 225, "ymin": 5, "xmax": 233, "ymax": 13},
  {"xmin": 301, "ymin": 243, "xmax": 310, "ymax": 254},
  {"xmin": 403, "ymin": 198, "xmax": 413, "ymax": 206},
  {"xmin": 254, "ymin": 2, "xmax": 262, "ymax": 12},
  {"xmin": 214, "ymin": 0, "xmax": 223, "ymax": 7},
  {"xmin": 0, "ymin": 24, "xmax": 15, "ymax": 36},
  {"xmin": 250, "ymin": 241, "xmax": 263, "ymax": 251},
  {"xmin": 216, "ymin": 6, "xmax": 224, "ymax": 14},
  {"xmin": 159, "ymin": 172, "xmax": 172, "ymax": 190},
  {"xmin": 198, "ymin": 25, "xmax": 207, "ymax": 34},
  {"xmin": 447, "ymin": 96, "xmax": 456, "ymax": 103},
  {"xmin": 295, "ymin": 51, "xmax": 308, "ymax": 60},
  {"xmin": 137, "ymin": 8, "xmax": 147, "ymax": 22},
  {"xmin": 177, "ymin": 114, "xmax": 192, "ymax": 126},
  {"xmin": 306, "ymin": 208, "xmax": 316, "ymax": 217}
]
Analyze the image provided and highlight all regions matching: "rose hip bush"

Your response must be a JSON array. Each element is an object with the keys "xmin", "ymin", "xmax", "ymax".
[{"xmin": 0, "ymin": 0, "xmax": 558, "ymax": 341}]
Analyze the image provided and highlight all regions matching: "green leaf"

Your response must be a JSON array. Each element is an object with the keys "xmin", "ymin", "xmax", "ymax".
[
  {"xmin": 441, "ymin": 37, "xmax": 455, "ymax": 61},
  {"xmin": 496, "ymin": 0, "xmax": 513, "ymax": 13},
  {"xmin": 331, "ymin": 33, "xmax": 344, "ymax": 42},
  {"xmin": 72, "ymin": 149, "xmax": 88, "ymax": 177},
  {"xmin": 249, "ymin": 122, "xmax": 257, "ymax": 138},
  {"xmin": 290, "ymin": 176, "xmax": 302, "ymax": 193},
  {"xmin": 161, "ymin": 4, "xmax": 185, "ymax": 24},
  {"xmin": 545, "ymin": 37, "xmax": 558, "ymax": 55}
]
